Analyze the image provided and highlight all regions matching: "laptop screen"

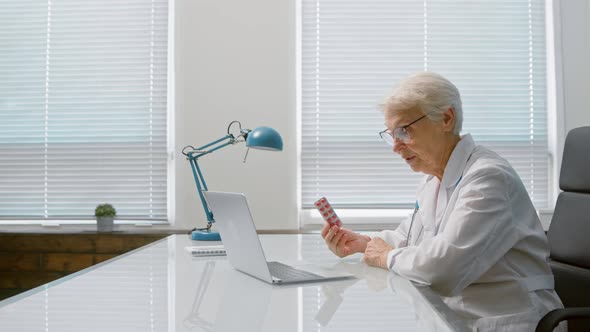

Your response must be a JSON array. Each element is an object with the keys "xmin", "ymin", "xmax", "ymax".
[{"xmin": 203, "ymin": 191, "xmax": 273, "ymax": 281}]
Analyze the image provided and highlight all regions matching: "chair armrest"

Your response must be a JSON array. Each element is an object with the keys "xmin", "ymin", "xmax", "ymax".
[{"xmin": 536, "ymin": 307, "xmax": 590, "ymax": 332}]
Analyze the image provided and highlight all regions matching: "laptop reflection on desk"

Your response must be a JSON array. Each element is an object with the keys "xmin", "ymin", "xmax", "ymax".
[{"xmin": 203, "ymin": 191, "xmax": 354, "ymax": 284}]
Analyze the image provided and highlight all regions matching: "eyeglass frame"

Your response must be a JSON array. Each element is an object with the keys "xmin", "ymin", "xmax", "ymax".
[{"xmin": 379, "ymin": 111, "xmax": 434, "ymax": 146}]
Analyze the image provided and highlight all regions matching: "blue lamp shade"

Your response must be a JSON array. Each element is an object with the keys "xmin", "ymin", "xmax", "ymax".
[{"xmin": 246, "ymin": 126, "xmax": 283, "ymax": 151}]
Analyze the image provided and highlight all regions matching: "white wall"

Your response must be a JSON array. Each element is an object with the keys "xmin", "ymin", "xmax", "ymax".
[
  {"xmin": 559, "ymin": 0, "xmax": 590, "ymax": 131},
  {"xmin": 173, "ymin": 0, "xmax": 590, "ymax": 231},
  {"xmin": 174, "ymin": 0, "xmax": 298, "ymax": 230}
]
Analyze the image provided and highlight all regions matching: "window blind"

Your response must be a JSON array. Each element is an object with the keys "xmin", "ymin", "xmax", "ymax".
[
  {"xmin": 301, "ymin": 0, "xmax": 549, "ymax": 209},
  {"xmin": 0, "ymin": 0, "xmax": 169, "ymax": 220}
]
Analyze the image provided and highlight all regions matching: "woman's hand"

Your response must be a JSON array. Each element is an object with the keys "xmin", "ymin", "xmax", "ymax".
[
  {"xmin": 321, "ymin": 224, "xmax": 371, "ymax": 258},
  {"xmin": 363, "ymin": 237, "xmax": 394, "ymax": 270}
]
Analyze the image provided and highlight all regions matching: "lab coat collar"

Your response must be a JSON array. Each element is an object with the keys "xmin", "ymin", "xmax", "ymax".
[{"xmin": 441, "ymin": 134, "xmax": 476, "ymax": 189}]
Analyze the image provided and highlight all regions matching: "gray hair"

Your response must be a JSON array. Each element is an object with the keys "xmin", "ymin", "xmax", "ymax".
[{"xmin": 381, "ymin": 72, "xmax": 463, "ymax": 135}]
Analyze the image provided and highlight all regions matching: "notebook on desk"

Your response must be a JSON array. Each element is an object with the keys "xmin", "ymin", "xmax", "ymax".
[
  {"xmin": 185, "ymin": 245, "xmax": 226, "ymax": 257},
  {"xmin": 203, "ymin": 191, "xmax": 354, "ymax": 284}
]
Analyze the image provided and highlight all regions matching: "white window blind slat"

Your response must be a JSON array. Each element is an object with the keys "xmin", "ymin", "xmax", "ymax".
[{"xmin": 0, "ymin": 0, "xmax": 169, "ymax": 220}]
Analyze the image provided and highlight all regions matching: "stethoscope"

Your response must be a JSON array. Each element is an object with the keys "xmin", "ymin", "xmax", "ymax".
[
  {"xmin": 406, "ymin": 200, "xmax": 421, "ymax": 245},
  {"xmin": 406, "ymin": 175, "xmax": 463, "ymax": 246}
]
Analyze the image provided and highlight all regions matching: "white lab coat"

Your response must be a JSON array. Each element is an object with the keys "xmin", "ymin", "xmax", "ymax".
[{"xmin": 373, "ymin": 134, "xmax": 565, "ymax": 332}]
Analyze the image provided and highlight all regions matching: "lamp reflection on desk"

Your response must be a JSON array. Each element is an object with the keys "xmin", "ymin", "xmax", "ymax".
[
  {"xmin": 184, "ymin": 267, "xmax": 272, "ymax": 331},
  {"xmin": 182, "ymin": 120, "xmax": 283, "ymax": 241},
  {"xmin": 183, "ymin": 261, "xmax": 217, "ymax": 332}
]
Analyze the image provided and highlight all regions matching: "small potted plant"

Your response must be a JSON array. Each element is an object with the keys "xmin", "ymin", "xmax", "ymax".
[{"xmin": 95, "ymin": 203, "xmax": 117, "ymax": 232}]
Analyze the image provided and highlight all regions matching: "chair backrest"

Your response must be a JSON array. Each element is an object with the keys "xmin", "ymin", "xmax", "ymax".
[{"xmin": 547, "ymin": 126, "xmax": 590, "ymax": 330}]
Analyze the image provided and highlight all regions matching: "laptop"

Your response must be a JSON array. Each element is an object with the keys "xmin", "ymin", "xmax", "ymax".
[{"xmin": 203, "ymin": 191, "xmax": 355, "ymax": 284}]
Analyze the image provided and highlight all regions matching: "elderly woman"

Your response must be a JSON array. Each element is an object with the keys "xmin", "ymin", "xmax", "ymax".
[{"xmin": 321, "ymin": 72, "xmax": 565, "ymax": 331}]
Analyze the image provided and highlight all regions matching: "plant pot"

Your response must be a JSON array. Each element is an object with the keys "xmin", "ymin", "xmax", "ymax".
[{"xmin": 97, "ymin": 217, "xmax": 114, "ymax": 232}]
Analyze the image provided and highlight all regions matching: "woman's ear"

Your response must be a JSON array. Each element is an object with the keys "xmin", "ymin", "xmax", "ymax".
[{"xmin": 442, "ymin": 107, "xmax": 455, "ymax": 133}]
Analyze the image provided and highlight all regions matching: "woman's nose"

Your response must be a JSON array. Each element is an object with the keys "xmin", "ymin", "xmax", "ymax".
[{"xmin": 392, "ymin": 137, "xmax": 405, "ymax": 153}]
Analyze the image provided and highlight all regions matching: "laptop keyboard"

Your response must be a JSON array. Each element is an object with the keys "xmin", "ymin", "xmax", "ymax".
[{"xmin": 268, "ymin": 261, "xmax": 323, "ymax": 281}]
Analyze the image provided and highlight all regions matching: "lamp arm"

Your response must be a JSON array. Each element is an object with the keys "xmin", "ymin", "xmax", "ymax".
[
  {"xmin": 183, "ymin": 134, "xmax": 241, "ymax": 226},
  {"xmin": 185, "ymin": 134, "xmax": 234, "ymax": 159},
  {"xmin": 189, "ymin": 159, "xmax": 214, "ymax": 223}
]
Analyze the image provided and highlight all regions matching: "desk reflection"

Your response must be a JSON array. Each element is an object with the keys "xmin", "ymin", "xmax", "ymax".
[
  {"xmin": 184, "ymin": 261, "xmax": 217, "ymax": 331},
  {"xmin": 183, "ymin": 257, "xmax": 423, "ymax": 332},
  {"xmin": 179, "ymin": 235, "xmax": 471, "ymax": 332},
  {"xmin": 183, "ymin": 259, "xmax": 286, "ymax": 332},
  {"xmin": 0, "ymin": 235, "xmax": 470, "ymax": 332}
]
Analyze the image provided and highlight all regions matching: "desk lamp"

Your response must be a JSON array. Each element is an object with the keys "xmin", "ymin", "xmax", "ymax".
[{"xmin": 182, "ymin": 120, "xmax": 283, "ymax": 241}]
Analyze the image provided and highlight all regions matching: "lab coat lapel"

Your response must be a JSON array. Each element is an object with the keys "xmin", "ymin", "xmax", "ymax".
[
  {"xmin": 417, "ymin": 177, "xmax": 438, "ymax": 239},
  {"xmin": 434, "ymin": 135, "xmax": 476, "ymax": 230}
]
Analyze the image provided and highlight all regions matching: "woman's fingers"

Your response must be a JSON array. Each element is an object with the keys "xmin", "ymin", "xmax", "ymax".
[
  {"xmin": 325, "ymin": 225, "xmax": 340, "ymax": 242},
  {"xmin": 320, "ymin": 223, "xmax": 331, "ymax": 238}
]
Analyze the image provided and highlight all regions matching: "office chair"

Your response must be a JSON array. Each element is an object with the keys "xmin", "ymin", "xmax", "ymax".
[{"xmin": 536, "ymin": 127, "xmax": 590, "ymax": 332}]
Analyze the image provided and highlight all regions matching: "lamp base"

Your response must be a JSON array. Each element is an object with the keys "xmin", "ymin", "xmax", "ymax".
[{"xmin": 191, "ymin": 230, "xmax": 221, "ymax": 241}]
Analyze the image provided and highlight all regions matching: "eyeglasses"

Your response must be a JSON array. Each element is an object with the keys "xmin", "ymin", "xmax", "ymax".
[{"xmin": 379, "ymin": 112, "xmax": 432, "ymax": 146}]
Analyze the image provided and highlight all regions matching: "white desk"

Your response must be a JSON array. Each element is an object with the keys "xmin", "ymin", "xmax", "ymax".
[{"xmin": 0, "ymin": 234, "xmax": 470, "ymax": 332}]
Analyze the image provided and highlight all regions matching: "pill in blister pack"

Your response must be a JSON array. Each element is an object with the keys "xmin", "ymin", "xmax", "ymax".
[{"xmin": 314, "ymin": 197, "xmax": 342, "ymax": 226}]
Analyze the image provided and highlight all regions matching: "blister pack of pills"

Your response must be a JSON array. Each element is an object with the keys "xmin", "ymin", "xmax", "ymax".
[{"xmin": 314, "ymin": 197, "xmax": 342, "ymax": 226}]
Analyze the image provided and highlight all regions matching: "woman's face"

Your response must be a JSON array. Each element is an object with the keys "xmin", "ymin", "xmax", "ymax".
[{"xmin": 384, "ymin": 107, "xmax": 450, "ymax": 176}]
